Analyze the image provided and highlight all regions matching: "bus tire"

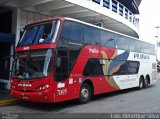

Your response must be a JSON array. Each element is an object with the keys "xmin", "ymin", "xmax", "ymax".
[
  {"xmin": 144, "ymin": 77, "xmax": 149, "ymax": 88},
  {"xmin": 138, "ymin": 77, "xmax": 144, "ymax": 90},
  {"xmin": 78, "ymin": 83, "xmax": 91, "ymax": 104}
]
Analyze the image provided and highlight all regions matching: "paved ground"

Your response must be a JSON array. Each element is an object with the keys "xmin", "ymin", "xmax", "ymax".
[{"xmin": 0, "ymin": 74, "xmax": 160, "ymax": 118}]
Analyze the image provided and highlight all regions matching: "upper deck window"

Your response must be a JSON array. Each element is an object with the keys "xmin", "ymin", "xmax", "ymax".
[{"xmin": 18, "ymin": 21, "xmax": 57, "ymax": 46}]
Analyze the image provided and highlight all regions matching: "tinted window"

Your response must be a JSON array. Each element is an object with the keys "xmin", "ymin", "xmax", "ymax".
[
  {"xmin": 143, "ymin": 42, "xmax": 150, "ymax": 54},
  {"xmin": 135, "ymin": 40, "xmax": 143, "ymax": 53},
  {"xmin": 69, "ymin": 45, "xmax": 82, "ymax": 71},
  {"xmin": 101, "ymin": 30, "xmax": 115, "ymax": 48},
  {"xmin": 55, "ymin": 47, "xmax": 69, "ymax": 81},
  {"xmin": 150, "ymin": 44, "xmax": 155, "ymax": 55},
  {"xmin": 144, "ymin": 43, "xmax": 155, "ymax": 55},
  {"xmin": 128, "ymin": 61, "xmax": 140, "ymax": 74},
  {"xmin": 116, "ymin": 35, "xmax": 129, "ymax": 50},
  {"xmin": 135, "ymin": 40, "xmax": 155, "ymax": 55},
  {"xmin": 19, "ymin": 21, "xmax": 57, "ymax": 46},
  {"xmin": 112, "ymin": 60, "xmax": 128, "ymax": 75},
  {"xmin": 129, "ymin": 39, "xmax": 135, "ymax": 51},
  {"xmin": 84, "ymin": 25, "xmax": 101, "ymax": 45},
  {"xmin": 83, "ymin": 59, "xmax": 103, "ymax": 76},
  {"xmin": 60, "ymin": 21, "xmax": 83, "ymax": 43},
  {"xmin": 111, "ymin": 60, "xmax": 140, "ymax": 75}
]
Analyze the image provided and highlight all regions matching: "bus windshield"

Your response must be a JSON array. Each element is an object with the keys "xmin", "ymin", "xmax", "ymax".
[
  {"xmin": 18, "ymin": 21, "xmax": 57, "ymax": 46},
  {"xmin": 12, "ymin": 49, "xmax": 53, "ymax": 79}
]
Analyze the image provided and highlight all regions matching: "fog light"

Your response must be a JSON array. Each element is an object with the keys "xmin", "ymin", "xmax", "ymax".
[{"xmin": 12, "ymin": 85, "xmax": 15, "ymax": 89}]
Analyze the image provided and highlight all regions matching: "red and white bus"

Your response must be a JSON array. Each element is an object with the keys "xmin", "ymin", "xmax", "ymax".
[{"xmin": 10, "ymin": 17, "xmax": 157, "ymax": 103}]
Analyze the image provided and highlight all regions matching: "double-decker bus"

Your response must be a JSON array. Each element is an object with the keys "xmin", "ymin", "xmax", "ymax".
[{"xmin": 10, "ymin": 17, "xmax": 157, "ymax": 103}]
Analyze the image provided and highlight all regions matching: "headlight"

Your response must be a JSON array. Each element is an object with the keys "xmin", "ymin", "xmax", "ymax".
[{"xmin": 36, "ymin": 85, "xmax": 50, "ymax": 91}]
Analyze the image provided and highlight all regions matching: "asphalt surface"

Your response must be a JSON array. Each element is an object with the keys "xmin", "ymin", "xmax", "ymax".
[{"xmin": 0, "ymin": 74, "xmax": 160, "ymax": 118}]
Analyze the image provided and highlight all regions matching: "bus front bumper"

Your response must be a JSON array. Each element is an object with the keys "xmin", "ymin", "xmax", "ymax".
[{"xmin": 10, "ymin": 89, "xmax": 55, "ymax": 103}]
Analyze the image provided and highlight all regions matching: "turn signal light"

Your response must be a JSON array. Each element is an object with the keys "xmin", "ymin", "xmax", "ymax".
[{"xmin": 11, "ymin": 84, "xmax": 15, "ymax": 89}]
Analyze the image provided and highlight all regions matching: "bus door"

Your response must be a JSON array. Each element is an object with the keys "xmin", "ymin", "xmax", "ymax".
[
  {"xmin": 55, "ymin": 42, "xmax": 83, "ymax": 82},
  {"xmin": 55, "ymin": 45, "xmax": 69, "ymax": 83},
  {"xmin": 55, "ymin": 41, "xmax": 83, "ymax": 98},
  {"xmin": 68, "ymin": 42, "xmax": 83, "ymax": 73}
]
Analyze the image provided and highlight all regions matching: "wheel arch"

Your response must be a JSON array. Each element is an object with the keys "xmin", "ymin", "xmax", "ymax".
[
  {"xmin": 82, "ymin": 79, "xmax": 94, "ymax": 95},
  {"xmin": 140, "ymin": 75, "xmax": 145, "ymax": 80},
  {"xmin": 146, "ymin": 74, "xmax": 150, "ymax": 84}
]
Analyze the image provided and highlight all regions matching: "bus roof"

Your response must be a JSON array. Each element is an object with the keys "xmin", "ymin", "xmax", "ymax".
[
  {"xmin": 65, "ymin": 17, "xmax": 154, "ymax": 46},
  {"xmin": 28, "ymin": 17, "xmax": 64, "ymax": 26}
]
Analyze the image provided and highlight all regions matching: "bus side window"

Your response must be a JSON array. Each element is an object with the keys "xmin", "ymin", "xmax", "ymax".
[
  {"xmin": 56, "ymin": 57, "xmax": 61, "ymax": 68},
  {"xmin": 84, "ymin": 25, "xmax": 101, "ymax": 45},
  {"xmin": 83, "ymin": 59, "xmax": 103, "ymax": 76},
  {"xmin": 129, "ymin": 39, "xmax": 135, "ymax": 52},
  {"xmin": 135, "ymin": 40, "xmax": 143, "ymax": 53},
  {"xmin": 128, "ymin": 61, "xmax": 140, "ymax": 74},
  {"xmin": 101, "ymin": 30, "xmax": 115, "ymax": 48},
  {"xmin": 60, "ymin": 21, "xmax": 83, "ymax": 44},
  {"xmin": 112, "ymin": 60, "xmax": 128, "ymax": 75},
  {"xmin": 116, "ymin": 35, "xmax": 129, "ymax": 50}
]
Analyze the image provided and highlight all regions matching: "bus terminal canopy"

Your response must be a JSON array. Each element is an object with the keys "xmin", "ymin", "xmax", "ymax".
[{"xmin": 1, "ymin": 0, "xmax": 140, "ymax": 38}]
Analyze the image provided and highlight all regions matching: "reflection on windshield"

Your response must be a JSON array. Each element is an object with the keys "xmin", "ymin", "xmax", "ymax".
[
  {"xmin": 12, "ymin": 49, "xmax": 53, "ymax": 79},
  {"xmin": 18, "ymin": 21, "xmax": 57, "ymax": 46}
]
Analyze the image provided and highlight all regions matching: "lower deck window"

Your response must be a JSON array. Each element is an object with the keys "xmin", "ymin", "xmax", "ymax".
[{"xmin": 83, "ymin": 58, "xmax": 140, "ymax": 76}]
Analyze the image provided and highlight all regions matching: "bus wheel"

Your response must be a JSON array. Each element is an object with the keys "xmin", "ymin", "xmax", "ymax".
[
  {"xmin": 138, "ymin": 77, "xmax": 144, "ymax": 90},
  {"xmin": 78, "ymin": 83, "xmax": 91, "ymax": 104},
  {"xmin": 144, "ymin": 77, "xmax": 149, "ymax": 88}
]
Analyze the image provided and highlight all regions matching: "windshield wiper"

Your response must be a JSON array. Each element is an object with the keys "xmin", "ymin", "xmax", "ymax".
[
  {"xmin": 15, "ymin": 55, "xmax": 40, "ymax": 79},
  {"xmin": 18, "ymin": 63, "xmax": 39, "ymax": 79}
]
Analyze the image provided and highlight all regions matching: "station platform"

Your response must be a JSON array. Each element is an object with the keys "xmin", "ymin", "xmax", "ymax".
[{"xmin": 0, "ymin": 89, "xmax": 17, "ymax": 106}]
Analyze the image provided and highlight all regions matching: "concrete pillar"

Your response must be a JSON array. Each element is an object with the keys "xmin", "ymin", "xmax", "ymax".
[
  {"xmin": 12, "ymin": 8, "xmax": 21, "ymax": 47},
  {"xmin": 5, "ymin": 8, "xmax": 21, "ymax": 89}
]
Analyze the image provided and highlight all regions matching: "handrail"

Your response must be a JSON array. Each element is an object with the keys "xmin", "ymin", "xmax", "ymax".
[{"xmin": 92, "ymin": 0, "xmax": 139, "ymax": 29}]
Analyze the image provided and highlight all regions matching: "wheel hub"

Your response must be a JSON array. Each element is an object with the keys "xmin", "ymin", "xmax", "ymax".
[{"xmin": 81, "ymin": 88, "xmax": 89, "ymax": 99}]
